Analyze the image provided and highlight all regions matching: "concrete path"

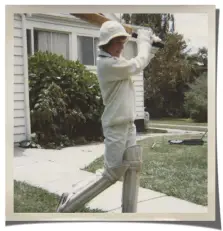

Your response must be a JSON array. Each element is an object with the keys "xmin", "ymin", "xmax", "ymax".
[
  {"xmin": 13, "ymin": 132, "xmax": 207, "ymax": 214},
  {"xmin": 150, "ymin": 123, "xmax": 207, "ymax": 129},
  {"xmin": 142, "ymin": 127, "xmax": 205, "ymax": 135}
]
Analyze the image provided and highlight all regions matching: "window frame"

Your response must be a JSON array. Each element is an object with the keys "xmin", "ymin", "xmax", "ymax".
[
  {"xmin": 33, "ymin": 29, "xmax": 71, "ymax": 59},
  {"xmin": 76, "ymin": 33, "xmax": 99, "ymax": 67},
  {"xmin": 25, "ymin": 20, "xmax": 73, "ymax": 60}
]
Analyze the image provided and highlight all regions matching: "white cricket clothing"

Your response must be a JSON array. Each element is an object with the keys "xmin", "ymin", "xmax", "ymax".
[
  {"xmin": 96, "ymin": 29, "xmax": 156, "ymax": 168},
  {"xmin": 96, "ymin": 39, "xmax": 154, "ymax": 128}
]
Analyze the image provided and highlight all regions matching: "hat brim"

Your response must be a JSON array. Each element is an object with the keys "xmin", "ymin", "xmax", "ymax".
[{"xmin": 98, "ymin": 32, "xmax": 130, "ymax": 47}]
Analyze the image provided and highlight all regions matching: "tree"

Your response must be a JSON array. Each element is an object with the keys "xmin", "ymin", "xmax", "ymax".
[
  {"xmin": 143, "ymin": 32, "xmax": 194, "ymax": 117},
  {"xmin": 184, "ymin": 72, "xmax": 207, "ymax": 122},
  {"xmin": 122, "ymin": 13, "xmax": 207, "ymax": 119},
  {"xmin": 183, "ymin": 46, "xmax": 207, "ymax": 83},
  {"xmin": 122, "ymin": 13, "xmax": 131, "ymax": 24}
]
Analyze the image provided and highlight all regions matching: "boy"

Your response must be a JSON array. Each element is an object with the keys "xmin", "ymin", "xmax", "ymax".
[
  {"xmin": 57, "ymin": 21, "xmax": 161, "ymax": 213},
  {"xmin": 96, "ymin": 20, "xmax": 160, "ymax": 169}
]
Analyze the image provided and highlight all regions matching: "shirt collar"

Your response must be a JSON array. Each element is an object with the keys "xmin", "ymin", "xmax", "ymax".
[{"xmin": 98, "ymin": 49, "xmax": 112, "ymax": 58}]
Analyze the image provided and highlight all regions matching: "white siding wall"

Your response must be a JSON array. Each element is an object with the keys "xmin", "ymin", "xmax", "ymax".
[
  {"xmin": 14, "ymin": 14, "xmax": 26, "ymax": 142},
  {"xmin": 132, "ymin": 73, "xmax": 144, "ymax": 119}
]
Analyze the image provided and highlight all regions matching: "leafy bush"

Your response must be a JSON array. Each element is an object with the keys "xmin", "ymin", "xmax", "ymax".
[
  {"xmin": 28, "ymin": 51, "xmax": 104, "ymax": 148},
  {"xmin": 184, "ymin": 73, "xmax": 207, "ymax": 122}
]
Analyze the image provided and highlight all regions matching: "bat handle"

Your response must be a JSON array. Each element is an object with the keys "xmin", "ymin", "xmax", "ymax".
[{"xmin": 132, "ymin": 32, "xmax": 164, "ymax": 48}]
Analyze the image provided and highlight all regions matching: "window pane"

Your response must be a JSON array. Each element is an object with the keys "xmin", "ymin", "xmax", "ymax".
[
  {"xmin": 35, "ymin": 30, "xmax": 52, "ymax": 53},
  {"xmin": 26, "ymin": 29, "xmax": 32, "ymax": 56},
  {"xmin": 34, "ymin": 30, "xmax": 69, "ymax": 59},
  {"xmin": 123, "ymin": 41, "xmax": 137, "ymax": 59},
  {"xmin": 51, "ymin": 32, "xmax": 69, "ymax": 59},
  {"xmin": 94, "ymin": 37, "xmax": 99, "ymax": 65},
  {"xmin": 77, "ymin": 36, "xmax": 94, "ymax": 65}
]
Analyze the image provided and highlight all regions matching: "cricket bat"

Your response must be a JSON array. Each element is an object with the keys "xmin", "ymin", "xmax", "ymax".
[{"xmin": 70, "ymin": 13, "xmax": 164, "ymax": 48}]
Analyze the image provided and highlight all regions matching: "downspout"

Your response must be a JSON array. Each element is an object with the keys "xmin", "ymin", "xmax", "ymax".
[{"xmin": 21, "ymin": 14, "xmax": 31, "ymax": 140}]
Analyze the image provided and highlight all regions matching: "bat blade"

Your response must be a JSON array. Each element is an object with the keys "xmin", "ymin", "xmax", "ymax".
[
  {"xmin": 70, "ymin": 13, "xmax": 109, "ymax": 26},
  {"xmin": 70, "ymin": 13, "xmax": 164, "ymax": 48},
  {"xmin": 70, "ymin": 13, "xmax": 133, "ymax": 34}
]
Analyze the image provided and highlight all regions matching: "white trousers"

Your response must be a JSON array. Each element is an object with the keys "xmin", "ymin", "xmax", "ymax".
[{"xmin": 103, "ymin": 122, "xmax": 137, "ymax": 168}]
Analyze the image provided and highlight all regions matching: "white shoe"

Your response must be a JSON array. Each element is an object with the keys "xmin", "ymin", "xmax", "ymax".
[{"xmin": 56, "ymin": 192, "xmax": 74, "ymax": 212}]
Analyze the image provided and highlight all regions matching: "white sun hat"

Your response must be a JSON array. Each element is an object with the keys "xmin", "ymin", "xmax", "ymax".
[{"xmin": 98, "ymin": 20, "xmax": 130, "ymax": 47}]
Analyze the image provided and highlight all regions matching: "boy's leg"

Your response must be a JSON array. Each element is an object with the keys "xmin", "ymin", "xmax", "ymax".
[
  {"xmin": 126, "ymin": 122, "xmax": 137, "ymax": 148},
  {"xmin": 56, "ymin": 124, "xmax": 129, "ymax": 213},
  {"xmin": 56, "ymin": 162, "xmax": 129, "ymax": 212},
  {"xmin": 103, "ymin": 123, "xmax": 129, "ymax": 168},
  {"xmin": 122, "ymin": 122, "xmax": 142, "ymax": 213}
]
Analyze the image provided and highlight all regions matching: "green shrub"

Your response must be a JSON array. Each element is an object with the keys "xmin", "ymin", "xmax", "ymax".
[
  {"xmin": 184, "ymin": 73, "xmax": 207, "ymax": 122},
  {"xmin": 28, "ymin": 51, "xmax": 104, "ymax": 148}
]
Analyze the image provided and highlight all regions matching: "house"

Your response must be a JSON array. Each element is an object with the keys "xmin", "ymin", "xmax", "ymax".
[{"xmin": 13, "ymin": 13, "xmax": 145, "ymax": 143}]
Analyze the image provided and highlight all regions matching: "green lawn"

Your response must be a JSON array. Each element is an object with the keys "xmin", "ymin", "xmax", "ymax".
[
  {"xmin": 150, "ymin": 118, "xmax": 207, "ymax": 126},
  {"xmin": 84, "ymin": 134, "xmax": 208, "ymax": 206},
  {"xmin": 14, "ymin": 180, "xmax": 105, "ymax": 213}
]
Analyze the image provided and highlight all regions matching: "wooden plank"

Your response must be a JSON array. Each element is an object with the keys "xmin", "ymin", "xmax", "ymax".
[
  {"xmin": 14, "ymin": 37, "xmax": 23, "ymax": 47},
  {"xmin": 14, "ymin": 14, "xmax": 22, "ymax": 21},
  {"xmin": 135, "ymin": 91, "xmax": 144, "ymax": 97},
  {"xmin": 134, "ymin": 85, "xmax": 144, "ymax": 92},
  {"xmin": 132, "ymin": 79, "xmax": 143, "ymax": 83},
  {"xmin": 14, "ymin": 92, "xmax": 25, "ymax": 101},
  {"xmin": 14, "ymin": 55, "xmax": 23, "ymax": 65},
  {"xmin": 136, "ymin": 104, "xmax": 144, "ymax": 108},
  {"xmin": 14, "ymin": 83, "xmax": 25, "ymax": 93},
  {"xmin": 14, "ymin": 100, "xmax": 25, "ymax": 110},
  {"xmin": 135, "ymin": 95, "xmax": 144, "ymax": 102},
  {"xmin": 136, "ymin": 110, "xmax": 144, "ymax": 114},
  {"xmin": 14, "ymin": 109, "xmax": 25, "ymax": 118},
  {"xmin": 14, "ymin": 126, "xmax": 26, "ymax": 135},
  {"xmin": 133, "ymin": 81, "xmax": 143, "ymax": 87},
  {"xmin": 14, "ymin": 133, "xmax": 26, "ymax": 143},
  {"xmin": 131, "ymin": 75, "xmax": 143, "ymax": 82},
  {"xmin": 14, "ymin": 65, "xmax": 24, "ymax": 75},
  {"xmin": 14, "ymin": 75, "xmax": 24, "ymax": 84},
  {"xmin": 14, "ymin": 18, "xmax": 22, "ymax": 29},
  {"xmin": 14, "ymin": 117, "xmax": 26, "ymax": 126},
  {"xmin": 136, "ymin": 101, "xmax": 144, "ymax": 107},
  {"xmin": 14, "ymin": 28, "xmax": 23, "ymax": 38},
  {"xmin": 14, "ymin": 46, "xmax": 23, "ymax": 56},
  {"xmin": 136, "ymin": 106, "xmax": 144, "ymax": 112}
]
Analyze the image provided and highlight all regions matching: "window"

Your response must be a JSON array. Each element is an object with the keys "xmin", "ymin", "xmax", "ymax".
[
  {"xmin": 123, "ymin": 41, "xmax": 137, "ymax": 60},
  {"xmin": 26, "ymin": 29, "xmax": 32, "ymax": 56},
  {"xmin": 33, "ymin": 29, "xmax": 70, "ymax": 59},
  {"xmin": 77, "ymin": 36, "xmax": 99, "ymax": 66}
]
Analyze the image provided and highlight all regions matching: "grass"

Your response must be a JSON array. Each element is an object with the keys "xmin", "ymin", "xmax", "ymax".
[
  {"xmin": 84, "ymin": 134, "xmax": 208, "ymax": 206},
  {"xmin": 14, "ymin": 180, "xmax": 105, "ymax": 213},
  {"xmin": 150, "ymin": 118, "xmax": 207, "ymax": 126}
]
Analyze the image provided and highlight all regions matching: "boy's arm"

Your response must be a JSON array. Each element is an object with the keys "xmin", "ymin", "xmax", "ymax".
[{"xmin": 108, "ymin": 29, "xmax": 161, "ymax": 80}]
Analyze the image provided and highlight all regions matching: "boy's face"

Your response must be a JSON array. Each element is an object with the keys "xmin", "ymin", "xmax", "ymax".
[{"xmin": 107, "ymin": 36, "xmax": 127, "ymax": 57}]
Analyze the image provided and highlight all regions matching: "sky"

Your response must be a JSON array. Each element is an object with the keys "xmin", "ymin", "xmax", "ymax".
[{"xmin": 173, "ymin": 13, "xmax": 208, "ymax": 53}]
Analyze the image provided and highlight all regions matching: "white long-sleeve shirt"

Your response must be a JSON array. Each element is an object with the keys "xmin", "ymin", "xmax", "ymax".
[{"xmin": 96, "ymin": 39, "xmax": 154, "ymax": 128}]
